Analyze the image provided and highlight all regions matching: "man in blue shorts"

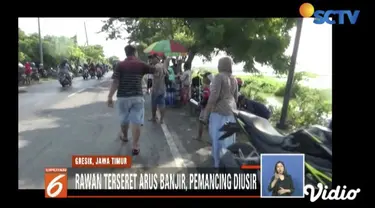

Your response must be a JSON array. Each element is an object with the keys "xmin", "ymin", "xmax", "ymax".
[
  {"xmin": 107, "ymin": 45, "xmax": 155, "ymax": 155},
  {"xmin": 148, "ymin": 54, "xmax": 169, "ymax": 124}
]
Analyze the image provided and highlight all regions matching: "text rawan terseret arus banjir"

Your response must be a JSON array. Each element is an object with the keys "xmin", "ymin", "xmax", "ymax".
[
  {"xmin": 72, "ymin": 155, "xmax": 132, "ymax": 168},
  {"xmin": 75, "ymin": 173, "xmax": 258, "ymax": 190}
]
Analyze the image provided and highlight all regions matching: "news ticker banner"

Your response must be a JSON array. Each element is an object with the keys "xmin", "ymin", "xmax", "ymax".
[{"xmin": 45, "ymin": 156, "xmax": 260, "ymax": 198}]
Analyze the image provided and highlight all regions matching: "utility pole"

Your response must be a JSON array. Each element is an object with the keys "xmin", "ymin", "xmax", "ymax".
[
  {"xmin": 84, "ymin": 21, "xmax": 89, "ymax": 46},
  {"xmin": 38, "ymin": 18, "xmax": 44, "ymax": 65},
  {"xmin": 277, "ymin": 18, "xmax": 303, "ymax": 130},
  {"xmin": 74, "ymin": 33, "xmax": 78, "ymax": 45}
]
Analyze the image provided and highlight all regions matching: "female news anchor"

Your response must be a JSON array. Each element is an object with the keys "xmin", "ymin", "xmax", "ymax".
[{"xmin": 268, "ymin": 161, "xmax": 295, "ymax": 196}]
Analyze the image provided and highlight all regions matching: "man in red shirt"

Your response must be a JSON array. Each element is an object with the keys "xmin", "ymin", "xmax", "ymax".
[
  {"xmin": 107, "ymin": 45, "xmax": 155, "ymax": 155},
  {"xmin": 24, "ymin": 62, "xmax": 32, "ymax": 75}
]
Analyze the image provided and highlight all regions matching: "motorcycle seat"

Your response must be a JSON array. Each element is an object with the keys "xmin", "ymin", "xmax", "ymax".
[{"xmin": 237, "ymin": 111, "xmax": 285, "ymax": 145}]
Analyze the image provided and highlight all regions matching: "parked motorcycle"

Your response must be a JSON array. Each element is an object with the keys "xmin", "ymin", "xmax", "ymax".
[
  {"xmin": 58, "ymin": 72, "xmax": 72, "ymax": 87},
  {"xmin": 82, "ymin": 69, "xmax": 89, "ymax": 80},
  {"xmin": 48, "ymin": 68, "xmax": 58, "ymax": 78},
  {"xmin": 31, "ymin": 71, "xmax": 40, "ymax": 82},
  {"xmin": 41, "ymin": 69, "xmax": 48, "ymax": 78},
  {"xmin": 218, "ymin": 110, "xmax": 332, "ymax": 189}
]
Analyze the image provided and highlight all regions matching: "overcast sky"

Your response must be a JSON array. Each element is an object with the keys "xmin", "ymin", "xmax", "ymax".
[{"xmin": 19, "ymin": 18, "xmax": 331, "ymax": 76}]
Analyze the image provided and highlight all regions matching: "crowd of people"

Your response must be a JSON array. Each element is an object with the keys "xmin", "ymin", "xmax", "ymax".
[{"xmin": 107, "ymin": 45, "xmax": 272, "ymax": 168}]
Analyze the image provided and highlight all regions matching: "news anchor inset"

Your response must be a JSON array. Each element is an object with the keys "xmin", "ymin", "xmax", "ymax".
[{"xmin": 261, "ymin": 154, "xmax": 304, "ymax": 198}]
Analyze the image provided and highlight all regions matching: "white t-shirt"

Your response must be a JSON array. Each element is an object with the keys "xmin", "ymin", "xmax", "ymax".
[{"xmin": 147, "ymin": 74, "xmax": 153, "ymax": 79}]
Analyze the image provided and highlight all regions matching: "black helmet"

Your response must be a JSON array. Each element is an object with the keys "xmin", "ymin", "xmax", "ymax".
[{"xmin": 31, "ymin": 62, "xmax": 36, "ymax": 67}]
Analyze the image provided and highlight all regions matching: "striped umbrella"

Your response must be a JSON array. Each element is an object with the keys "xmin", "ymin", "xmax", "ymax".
[{"xmin": 144, "ymin": 40, "xmax": 187, "ymax": 57}]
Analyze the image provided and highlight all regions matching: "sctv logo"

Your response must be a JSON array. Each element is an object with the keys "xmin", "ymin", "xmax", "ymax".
[{"xmin": 299, "ymin": 3, "xmax": 360, "ymax": 25}]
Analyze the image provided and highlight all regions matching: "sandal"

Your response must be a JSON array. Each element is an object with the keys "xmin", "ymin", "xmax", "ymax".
[
  {"xmin": 132, "ymin": 149, "xmax": 140, "ymax": 155},
  {"xmin": 118, "ymin": 133, "xmax": 128, "ymax": 142}
]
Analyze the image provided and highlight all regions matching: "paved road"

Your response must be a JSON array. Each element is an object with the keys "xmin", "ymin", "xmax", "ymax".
[
  {"xmin": 19, "ymin": 73, "xmax": 112, "ymax": 121},
  {"xmin": 18, "ymin": 74, "xmax": 212, "ymax": 189}
]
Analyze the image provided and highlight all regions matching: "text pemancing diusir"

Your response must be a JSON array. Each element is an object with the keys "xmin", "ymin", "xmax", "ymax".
[{"xmin": 189, "ymin": 173, "xmax": 257, "ymax": 190}]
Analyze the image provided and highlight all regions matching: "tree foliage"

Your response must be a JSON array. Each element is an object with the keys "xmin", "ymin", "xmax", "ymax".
[
  {"xmin": 101, "ymin": 18, "xmax": 296, "ymax": 73},
  {"xmin": 107, "ymin": 56, "xmax": 120, "ymax": 65},
  {"xmin": 18, "ymin": 28, "xmax": 108, "ymax": 69}
]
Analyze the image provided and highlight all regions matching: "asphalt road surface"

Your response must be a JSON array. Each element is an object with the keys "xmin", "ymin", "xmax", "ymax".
[{"xmin": 18, "ymin": 72, "xmax": 212, "ymax": 189}]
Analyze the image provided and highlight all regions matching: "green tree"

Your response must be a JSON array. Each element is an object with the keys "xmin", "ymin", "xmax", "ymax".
[
  {"xmin": 18, "ymin": 28, "xmax": 107, "ymax": 69},
  {"xmin": 107, "ymin": 56, "xmax": 120, "ymax": 65},
  {"xmin": 101, "ymin": 18, "xmax": 296, "ymax": 73},
  {"xmin": 79, "ymin": 45, "xmax": 105, "ymax": 63},
  {"xmin": 68, "ymin": 46, "xmax": 86, "ymax": 66}
]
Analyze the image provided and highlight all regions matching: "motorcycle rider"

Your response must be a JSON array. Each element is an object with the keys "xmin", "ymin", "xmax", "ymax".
[
  {"xmin": 25, "ymin": 62, "xmax": 32, "ymax": 76},
  {"xmin": 78, "ymin": 65, "xmax": 83, "ymax": 73},
  {"xmin": 30, "ymin": 62, "xmax": 37, "ymax": 71},
  {"xmin": 59, "ymin": 59, "xmax": 73, "ymax": 82},
  {"xmin": 38, "ymin": 63, "xmax": 42, "ymax": 72},
  {"xmin": 89, "ymin": 63, "xmax": 96, "ymax": 76},
  {"xmin": 96, "ymin": 63, "xmax": 103, "ymax": 76},
  {"xmin": 81, "ymin": 63, "xmax": 89, "ymax": 78},
  {"xmin": 39, "ymin": 63, "xmax": 47, "ymax": 77},
  {"xmin": 83, "ymin": 63, "xmax": 89, "ymax": 72}
]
